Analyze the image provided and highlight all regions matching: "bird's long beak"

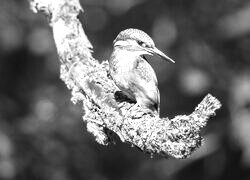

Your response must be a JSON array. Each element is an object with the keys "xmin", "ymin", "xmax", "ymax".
[{"xmin": 148, "ymin": 47, "xmax": 175, "ymax": 63}]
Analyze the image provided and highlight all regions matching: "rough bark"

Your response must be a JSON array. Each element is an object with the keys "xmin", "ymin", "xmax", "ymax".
[{"xmin": 29, "ymin": 0, "xmax": 221, "ymax": 158}]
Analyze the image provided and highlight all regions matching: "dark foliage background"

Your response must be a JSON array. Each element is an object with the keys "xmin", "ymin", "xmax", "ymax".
[{"xmin": 0, "ymin": 0, "xmax": 250, "ymax": 179}]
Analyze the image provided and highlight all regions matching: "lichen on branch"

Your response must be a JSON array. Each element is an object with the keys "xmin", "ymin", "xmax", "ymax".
[{"xmin": 29, "ymin": 0, "xmax": 221, "ymax": 159}]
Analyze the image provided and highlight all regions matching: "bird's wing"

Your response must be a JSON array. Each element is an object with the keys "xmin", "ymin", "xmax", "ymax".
[
  {"xmin": 132, "ymin": 57, "xmax": 160, "ymax": 111},
  {"xmin": 134, "ymin": 56, "xmax": 158, "ymax": 85}
]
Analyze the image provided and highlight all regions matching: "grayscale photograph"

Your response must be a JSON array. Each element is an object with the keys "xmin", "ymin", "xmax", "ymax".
[{"xmin": 0, "ymin": 0, "xmax": 249, "ymax": 180}]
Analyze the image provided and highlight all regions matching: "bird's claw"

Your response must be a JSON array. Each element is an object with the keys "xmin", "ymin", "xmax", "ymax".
[{"xmin": 124, "ymin": 103, "xmax": 151, "ymax": 118}]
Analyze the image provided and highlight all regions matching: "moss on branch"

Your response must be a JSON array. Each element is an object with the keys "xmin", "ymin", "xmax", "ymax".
[{"xmin": 30, "ymin": 0, "xmax": 221, "ymax": 158}]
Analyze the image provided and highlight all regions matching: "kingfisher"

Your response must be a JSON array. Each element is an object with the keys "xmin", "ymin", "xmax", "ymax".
[{"xmin": 109, "ymin": 28, "xmax": 174, "ymax": 113}]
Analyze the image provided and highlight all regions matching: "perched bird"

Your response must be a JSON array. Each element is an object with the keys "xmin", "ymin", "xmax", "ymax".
[{"xmin": 109, "ymin": 28, "xmax": 174, "ymax": 113}]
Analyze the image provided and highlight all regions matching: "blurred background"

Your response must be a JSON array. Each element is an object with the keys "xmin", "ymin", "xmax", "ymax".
[{"xmin": 0, "ymin": 0, "xmax": 250, "ymax": 179}]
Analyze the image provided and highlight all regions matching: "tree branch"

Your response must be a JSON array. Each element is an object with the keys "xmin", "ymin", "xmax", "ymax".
[{"xmin": 29, "ymin": 0, "xmax": 221, "ymax": 158}]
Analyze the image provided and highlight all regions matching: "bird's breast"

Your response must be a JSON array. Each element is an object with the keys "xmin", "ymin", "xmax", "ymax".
[
  {"xmin": 109, "ymin": 50, "xmax": 139, "ymax": 93},
  {"xmin": 110, "ymin": 50, "xmax": 136, "ymax": 74}
]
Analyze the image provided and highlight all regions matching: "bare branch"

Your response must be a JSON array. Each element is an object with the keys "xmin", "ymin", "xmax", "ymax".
[{"xmin": 29, "ymin": 0, "xmax": 221, "ymax": 158}]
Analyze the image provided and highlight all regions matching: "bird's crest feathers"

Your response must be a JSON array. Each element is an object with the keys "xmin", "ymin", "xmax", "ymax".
[{"xmin": 114, "ymin": 28, "xmax": 155, "ymax": 48}]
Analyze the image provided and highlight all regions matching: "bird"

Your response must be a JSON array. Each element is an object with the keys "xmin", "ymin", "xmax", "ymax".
[{"xmin": 109, "ymin": 28, "xmax": 175, "ymax": 113}]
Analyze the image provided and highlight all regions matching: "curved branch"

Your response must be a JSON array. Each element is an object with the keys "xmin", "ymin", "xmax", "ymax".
[{"xmin": 29, "ymin": 0, "xmax": 221, "ymax": 158}]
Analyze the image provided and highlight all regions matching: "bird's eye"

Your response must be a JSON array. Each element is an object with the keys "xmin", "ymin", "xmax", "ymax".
[{"xmin": 137, "ymin": 40, "xmax": 147, "ymax": 47}]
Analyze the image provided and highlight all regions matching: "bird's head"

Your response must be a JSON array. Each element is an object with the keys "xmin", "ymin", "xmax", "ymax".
[{"xmin": 113, "ymin": 28, "xmax": 175, "ymax": 63}]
